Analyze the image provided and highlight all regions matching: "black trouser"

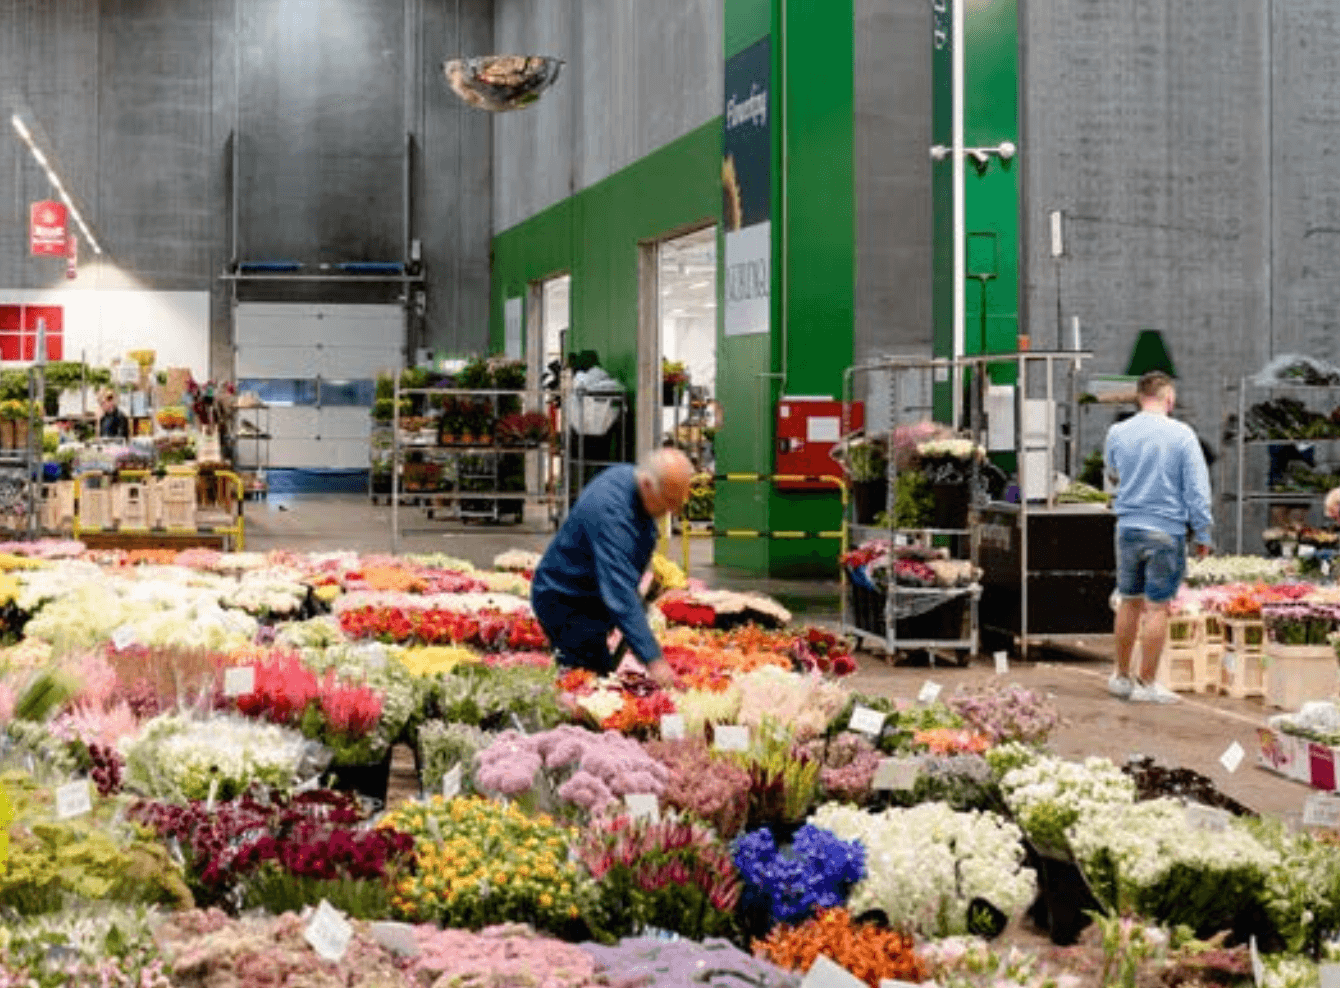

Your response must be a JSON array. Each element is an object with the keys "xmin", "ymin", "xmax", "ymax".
[{"xmin": 532, "ymin": 592, "xmax": 614, "ymax": 675}]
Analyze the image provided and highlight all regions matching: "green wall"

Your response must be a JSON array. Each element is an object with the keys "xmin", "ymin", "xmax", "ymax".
[{"xmin": 490, "ymin": 120, "xmax": 721, "ymax": 389}]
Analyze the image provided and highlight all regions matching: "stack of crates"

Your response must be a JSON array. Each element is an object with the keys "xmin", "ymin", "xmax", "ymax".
[
  {"xmin": 114, "ymin": 481, "xmax": 150, "ymax": 530},
  {"xmin": 78, "ymin": 472, "xmax": 112, "ymax": 532},
  {"xmin": 1219, "ymin": 617, "xmax": 1267, "ymax": 699},
  {"xmin": 159, "ymin": 467, "xmax": 196, "ymax": 530},
  {"xmin": 1158, "ymin": 613, "xmax": 1204, "ymax": 692},
  {"xmin": 1201, "ymin": 614, "xmax": 1225, "ymax": 692}
]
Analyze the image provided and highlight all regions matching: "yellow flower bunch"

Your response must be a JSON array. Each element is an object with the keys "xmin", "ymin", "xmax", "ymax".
[
  {"xmin": 0, "ymin": 555, "xmax": 42, "ymax": 573},
  {"xmin": 396, "ymin": 645, "xmax": 484, "ymax": 678},
  {"xmin": 651, "ymin": 553, "xmax": 688, "ymax": 592},
  {"xmin": 313, "ymin": 584, "xmax": 342, "ymax": 604},
  {"xmin": 0, "ymin": 574, "xmax": 20, "ymax": 606},
  {"xmin": 379, "ymin": 795, "xmax": 594, "ymax": 933}
]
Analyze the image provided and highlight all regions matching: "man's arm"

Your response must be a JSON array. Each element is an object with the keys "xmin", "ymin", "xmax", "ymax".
[
  {"xmin": 592, "ymin": 516, "xmax": 661, "ymax": 665},
  {"xmin": 1182, "ymin": 433, "xmax": 1214, "ymax": 547},
  {"xmin": 1103, "ymin": 429, "xmax": 1119, "ymax": 490}
]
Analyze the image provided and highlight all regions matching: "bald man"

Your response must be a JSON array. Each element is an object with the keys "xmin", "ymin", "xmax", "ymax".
[{"xmin": 531, "ymin": 449, "xmax": 693, "ymax": 685}]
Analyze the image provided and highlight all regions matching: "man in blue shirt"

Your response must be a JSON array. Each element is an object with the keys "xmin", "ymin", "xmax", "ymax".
[
  {"xmin": 1104, "ymin": 371, "xmax": 1213, "ymax": 703},
  {"xmin": 531, "ymin": 448, "xmax": 693, "ymax": 684}
]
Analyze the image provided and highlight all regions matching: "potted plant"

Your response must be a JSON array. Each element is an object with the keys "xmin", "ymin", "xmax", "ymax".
[
  {"xmin": 0, "ymin": 399, "xmax": 27, "ymax": 449},
  {"xmin": 437, "ymin": 396, "xmax": 461, "ymax": 444},
  {"xmin": 521, "ymin": 411, "xmax": 553, "ymax": 446},
  {"xmin": 662, "ymin": 360, "xmax": 689, "ymax": 406},
  {"xmin": 457, "ymin": 358, "xmax": 492, "ymax": 392}
]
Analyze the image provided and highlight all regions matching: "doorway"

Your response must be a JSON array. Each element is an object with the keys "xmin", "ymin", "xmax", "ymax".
[{"xmin": 643, "ymin": 226, "xmax": 717, "ymax": 469}]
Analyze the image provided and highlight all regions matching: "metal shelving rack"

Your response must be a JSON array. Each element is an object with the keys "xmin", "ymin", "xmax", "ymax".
[
  {"xmin": 563, "ymin": 386, "xmax": 633, "ymax": 508},
  {"xmin": 389, "ymin": 373, "xmax": 563, "ymax": 552},
  {"xmin": 841, "ymin": 355, "xmax": 983, "ymax": 662},
  {"xmin": 1227, "ymin": 375, "xmax": 1340, "ymax": 553},
  {"xmin": 232, "ymin": 401, "xmax": 270, "ymax": 499}
]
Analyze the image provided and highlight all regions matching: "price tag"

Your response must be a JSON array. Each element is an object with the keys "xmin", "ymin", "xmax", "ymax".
[
  {"xmin": 55, "ymin": 779, "xmax": 92, "ymax": 819},
  {"xmin": 1220, "ymin": 741, "xmax": 1245, "ymax": 774},
  {"xmin": 1184, "ymin": 803, "xmax": 1231, "ymax": 833},
  {"xmin": 660, "ymin": 714, "xmax": 686, "ymax": 741},
  {"xmin": 223, "ymin": 666, "xmax": 255, "ymax": 698},
  {"xmin": 304, "ymin": 899, "xmax": 353, "ymax": 963},
  {"xmin": 847, "ymin": 705, "xmax": 886, "ymax": 736},
  {"xmin": 369, "ymin": 921, "xmax": 419, "ymax": 959},
  {"xmin": 1304, "ymin": 793, "xmax": 1340, "ymax": 830},
  {"xmin": 714, "ymin": 725, "xmax": 750, "ymax": 752},
  {"xmin": 111, "ymin": 625, "xmax": 138, "ymax": 651},
  {"xmin": 803, "ymin": 954, "xmax": 868, "ymax": 988},
  {"xmin": 441, "ymin": 764, "xmax": 462, "ymax": 800},
  {"xmin": 872, "ymin": 758, "xmax": 920, "ymax": 792},
  {"xmin": 1250, "ymin": 935, "xmax": 1264, "ymax": 988},
  {"xmin": 510, "ymin": 712, "xmax": 528, "ymax": 735},
  {"xmin": 294, "ymin": 775, "xmax": 320, "ymax": 794},
  {"xmin": 994, "ymin": 650, "xmax": 1010, "ymax": 675},
  {"xmin": 917, "ymin": 681, "xmax": 942, "ymax": 705},
  {"xmin": 625, "ymin": 793, "xmax": 660, "ymax": 823},
  {"xmin": 206, "ymin": 778, "xmax": 219, "ymax": 812},
  {"xmin": 1319, "ymin": 963, "xmax": 1340, "ymax": 988}
]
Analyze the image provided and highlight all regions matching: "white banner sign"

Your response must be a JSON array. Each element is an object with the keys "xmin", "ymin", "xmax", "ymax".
[{"xmin": 724, "ymin": 221, "xmax": 770, "ymax": 337}]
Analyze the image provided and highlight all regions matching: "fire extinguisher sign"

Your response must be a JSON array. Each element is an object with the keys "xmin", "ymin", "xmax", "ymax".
[{"xmin": 30, "ymin": 200, "xmax": 68, "ymax": 257}]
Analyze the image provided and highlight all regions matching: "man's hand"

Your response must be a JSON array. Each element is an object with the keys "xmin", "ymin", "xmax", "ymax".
[
  {"xmin": 1326, "ymin": 487, "xmax": 1340, "ymax": 521},
  {"xmin": 645, "ymin": 657, "xmax": 676, "ymax": 688},
  {"xmin": 1195, "ymin": 542, "xmax": 1212, "ymax": 560}
]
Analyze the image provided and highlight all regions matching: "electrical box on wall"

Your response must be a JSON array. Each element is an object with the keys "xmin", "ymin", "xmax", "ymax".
[{"xmin": 775, "ymin": 398, "xmax": 863, "ymax": 491}]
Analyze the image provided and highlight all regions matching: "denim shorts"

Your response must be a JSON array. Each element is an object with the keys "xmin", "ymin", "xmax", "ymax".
[{"xmin": 1115, "ymin": 526, "xmax": 1186, "ymax": 604}]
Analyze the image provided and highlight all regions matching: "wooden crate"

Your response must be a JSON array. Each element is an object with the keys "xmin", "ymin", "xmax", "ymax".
[
  {"xmin": 115, "ymin": 482, "xmax": 149, "ymax": 530},
  {"xmin": 1200, "ymin": 643, "xmax": 1224, "ymax": 694},
  {"xmin": 160, "ymin": 468, "xmax": 196, "ymax": 529},
  {"xmin": 1220, "ymin": 647, "xmax": 1267, "ymax": 699},
  {"xmin": 78, "ymin": 472, "xmax": 112, "ymax": 531},
  {"xmin": 1203, "ymin": 614, "xmax": 1225, "ymax": 645},
  {"xmin": 1264, "ymin": 643, "xmax": 1340, "ymax": 711},
  {"xmin": 1223, "ymin": 617, "xmax": 1266, "ymax": 653},
  {"xmin": 1159, "ymin": 644, "xmax": 1201, "ymax": 692}
]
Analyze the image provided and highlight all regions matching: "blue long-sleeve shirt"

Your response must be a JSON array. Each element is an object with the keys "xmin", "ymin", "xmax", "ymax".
[
  {"xmin": 530, "ymin": 464, "xmax": 661, "ymax": 662},
  {"xmin": 1104, "ymin": 411, "xmax": 1213, "ymax": 545}
]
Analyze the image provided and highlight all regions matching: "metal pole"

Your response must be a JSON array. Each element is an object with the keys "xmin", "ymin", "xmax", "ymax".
[
  {"xmin": 1018, "ymin": 352, "xmax": 1029, "ymax": 659},
  {"xmin": 392, "ymin": 369, "xmax": 401, "ymax": 554},
  {"xmin": 1236, "ymin": 377, "xmax": 1246, "ymax": 554},
  {"xmin": 951, "ymin": 0, "xmax": 966, "ymax": 427}
]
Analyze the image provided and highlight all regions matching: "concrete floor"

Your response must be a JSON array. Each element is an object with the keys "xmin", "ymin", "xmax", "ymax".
[{"xmin": 249, "ymin": 493, "xmax": 1316, "ymax": 822}]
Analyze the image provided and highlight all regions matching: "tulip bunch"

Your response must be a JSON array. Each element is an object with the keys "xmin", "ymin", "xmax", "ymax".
[{"xmin": 339, "ymin": 605, "xmax": 548, "ymax": 651}]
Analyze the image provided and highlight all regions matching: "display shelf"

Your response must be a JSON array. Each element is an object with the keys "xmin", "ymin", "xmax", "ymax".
[{"xmin": 232, "ymin": 403, "xmax": 270, "ymax": 500}]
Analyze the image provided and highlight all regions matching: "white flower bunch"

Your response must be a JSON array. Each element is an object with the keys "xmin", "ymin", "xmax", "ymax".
[
  {"xmin": 479, "ymin": 570, "xmax": 531, "ymax": 597},
  {"xmin": 1185, "ymin": 554, "xmax": 1291, "ymax": 587},
  {"xmin": 918, "ymin": 937, "xmax": 1083, "ymax": 988},
  {"xmin": 15, "ymin": 562, "xmax": 104, "ymax": 611},
  {"xmin": 918, "ymin": 438, "xmax": 985, "ymax": 461},
  {"xmin": 1262, "ymin": 955, "xmax": 1320, "ymax": 988},
  {"xmin": 493, "ymin": 549, "xmax": 542, "ymax": 573},
  {"xmin": 1067, "ymin": 798, "xmax": 1279, "ymax": 930},
  {"xmin": 999, "ymin": 754, "xmax": 1135, "ymax": 852},
  {"xmin": 735, "ymin": 666, "xmax": 849, "ymax": 741},
  {"xmin": 403, "ymin": 553, "xmax": 477, "ymax": 573},
  {"xmin": 276, "ymin": 615, "xmax": 348, "ymax": 650},
  {"xmin": 331, "ymin": 590, "xmax": 532, "ymax": 615},
  {"xmin": 812, "ymin": 801, "xmax": 1037, "ymax": 937},
  {"xmin": 120, "ymin": 713, "xmax": 314, "ymax": 801}
]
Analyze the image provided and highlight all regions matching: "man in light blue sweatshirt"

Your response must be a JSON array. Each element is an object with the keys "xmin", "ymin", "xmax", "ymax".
[{"xmin": 1103, "ymin": 371, "xmax": 1213, "ymax": 703}]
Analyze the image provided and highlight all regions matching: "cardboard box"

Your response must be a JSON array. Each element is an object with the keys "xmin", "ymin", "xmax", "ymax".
[{"xmin": 1258, "ymin": 725, "xmax": 1340, "ymax": 789}]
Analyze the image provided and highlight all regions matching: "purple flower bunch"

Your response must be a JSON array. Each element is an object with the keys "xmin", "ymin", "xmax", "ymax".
[
  {"xmin": 733, "ymin": 824, "xmax": 865, "ymax": 925},
  {"xmin": 1263, "ymin": 602, "xmax": 1340, "ymax": 645},
  {"xmin": 804, "ymin": 733, "xmax": 883, "ymax": 804},
  {"xmin": 946, "ymin": 683, "xmax": 1061, "ymax": 746},
  {"xmin": 645, "ymin": 738, "xmax": 752, "ymax": 838}
]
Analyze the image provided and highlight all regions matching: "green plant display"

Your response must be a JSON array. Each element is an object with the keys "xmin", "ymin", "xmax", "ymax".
[
  {"xmin": 457, "ymin": 359, "xmax": 492, "ymax": 391},
  {"xmin": 846, "ymin": 441, "xmax": 887, "ymax": 482}
]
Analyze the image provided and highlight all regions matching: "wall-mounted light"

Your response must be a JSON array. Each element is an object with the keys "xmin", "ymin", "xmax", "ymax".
[
  {"xmin": 930, "ymin": 141, "xmax": 1016, "ymax": 171},
  {"xmin": 10, "ymin": 114, "xmax": 102, "ymax": 254}
]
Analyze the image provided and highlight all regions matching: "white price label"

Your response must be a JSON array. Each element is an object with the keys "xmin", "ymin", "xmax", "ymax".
[
  {"xmin": 917, "ymin": 681, "xmax": 943, "ymax": 705},
  {"xmin": 441, "ymin": 764, "xmax": 462, "ymax": 800},
  {"xmin": 111, "ymin": 625, "xmax": 138, "ymax": 651},
  {"xmin": 1251, "ymin": 936, "xmax": 1264, "ymax": 988},
  {"xmin": 872, "ymin": 758, "xmax": 920, "ymax": 792},
  {"xmin": 1304, "ymin": 793, "xmax": 1340, "ymax": 830},
  {"xmin": 1220, "ymin": 741, "xmax": 1245, "ymax": 774},
  {"xmin": 847, "ymin": 705, "xmax": 886, "ymax": 736},
  {"xmin": 294, "ymin": 775, "xmax": 320, "ymax": 794},
  {"xmin": 206, "ymin": 778, "xmax": 219, "ymax": 812},
  {"xmin": 803, "ymin": 954, "xmax": 868, "ymax": 988},
  {"xmin": 1319, "ymin": 963, "xmax": 1340, "ymax": 988},
  {"xmin": 304, "ymin": 899, "xmax": 353, "ymax": 963},
  {"xmin": 994, "ymin": 650, "xmax": 1010, "ymax": 675},
  {"xmin": 714, "ymin": 725, "xmax": 750, "ymax": 752},
  {"xmin": 625, "ymin": 793, "xmax": 660, "ymax": 823},
  {"xmin": 1184, "ymin": 803, "xmax": 1231, "ymax": 833},
  {"xmin": 55, "ymin": 780, "xmax": 92, "ymax": 819},
  {"xmin": 369, "ymin": 921, "xmax": 419, "ymax": 959},
  {"xmin": 660, "ymin": 714, "xmax": 686, "ymax": 741},
  {"xmin": 223, "ymin": 666, "xmax": 255, "ymax": 698}
]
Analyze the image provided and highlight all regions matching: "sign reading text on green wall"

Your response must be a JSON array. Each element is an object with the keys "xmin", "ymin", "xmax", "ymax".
[{"xmin": 722, "ymin": 35, "xmax": 771, "ymax": 338}]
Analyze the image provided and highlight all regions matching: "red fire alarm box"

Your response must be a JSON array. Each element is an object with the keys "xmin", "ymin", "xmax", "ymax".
[{"xmin": 775, "ymin": 398, "xmax": 863, "ymax": 491}]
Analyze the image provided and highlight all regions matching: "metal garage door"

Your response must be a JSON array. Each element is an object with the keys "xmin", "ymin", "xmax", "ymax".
[{"xmin": 234, "ymin": 303, "xmax": 403, "ymax": 470}]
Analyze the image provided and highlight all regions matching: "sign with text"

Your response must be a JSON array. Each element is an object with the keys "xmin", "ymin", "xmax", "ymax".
[
  {"xmin": 723, "ymin": 35, "xmax": 771, "ymax": 338},
  {"xmin": 30, "ymin": 200, "xmax": 68, "ymax": 256}
]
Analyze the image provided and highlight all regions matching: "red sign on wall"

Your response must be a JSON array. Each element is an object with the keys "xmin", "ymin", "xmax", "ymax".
[{"xmin": 29, "ymin": 200, "xmax": 68, "ymax": 257}]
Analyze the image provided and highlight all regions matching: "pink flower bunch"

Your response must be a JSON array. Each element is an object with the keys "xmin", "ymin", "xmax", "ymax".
[
  {"xmin": 174, "ymin": 547, "xmax": 224, "ymax": 570},
  {"xmin": 475, "ymin": 731, "xmax": 544, "ymax": 795},
  {"xmin": 0, "ymin": 681, "xmax": 14, "ymax": 723},
  {"xmin": 50, "ymin": 699, "xmax": 140, "ymax": 749},
  {"xmin": 234, "ymin": 651, "xmax": 320, "ymax": 724},
  {"xmin": 643, "ymin": 739, "xmax": 751, "ymax": 838},
  {"xmin": 0, "ymin": 538, "xmax": 85, "ymax": 558},
  {"xmin": 485, "ymin": 651, "xmax": 555, "ymax": 670},
  {"xmin": 63, "ymin": 650, "xmax": 119, "ymax": 709},
  {"xmin": 946, "ymin": 683, "xmax": 1061, "ymax": 746},
  {"xmin": 410, "ymin": 925, "xmax": 597, "ymax": 988},
  {"xmin": 320, "ymin": 680, "xmax": 383, "ymax": 738},
  {"xmin": 804, "ymin": 732, "xmax": 883, "ymax": 803}
]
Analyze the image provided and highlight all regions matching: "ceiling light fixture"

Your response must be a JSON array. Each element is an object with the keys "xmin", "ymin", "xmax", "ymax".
[{"xmin": 10, "ymin": 114, "xmax": 102, "ymax": 254}]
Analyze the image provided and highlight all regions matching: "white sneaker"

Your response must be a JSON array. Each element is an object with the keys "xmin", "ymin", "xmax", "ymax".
[
  {"xmin": 1129, "ymin": 680, "xmax": 1180, "ymax": 704},
  {"xmin": 1107, "ymin": 674, "xmax": 1134, "ymax": 699}
]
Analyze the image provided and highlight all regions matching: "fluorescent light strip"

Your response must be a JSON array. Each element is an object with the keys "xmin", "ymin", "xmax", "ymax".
[{"xmin": 10, "ymin": 114, "xmax": 102, "ymax": 254}]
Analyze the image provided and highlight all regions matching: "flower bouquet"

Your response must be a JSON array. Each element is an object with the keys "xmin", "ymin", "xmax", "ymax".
[
  {"xmin": 0, "ymin": 906, "xmax": 172, "ymax": 988},
  {"xmin": 643, "ymin": 738, "xmax": 752, "ymax": 838},
  {"xmin": 947, "ymin": 683, "xmax": 1062, "ymax": 746},
  {"xmin": 802, "ymin": 731, "xmax": 883, "ymax": 805},
  {"xmin": 416, "ymin": 719, "xmax": 493, "ymax": 794},
  {"xmin": 1066, "ymin": 797, "xmax": 1279, "ymax": 937},
  {"xmin": 736, "ymin": 666, "xmax": 850, "ymax": 743},
  {"xmin": 997, "ymin": 751, "xmax": 1136, "ymax": 857},
  {"xmin": 380, "ymin": 795, "xmax": 599, "ymax": 936},
  {"xmin": 578, "ymin": 813, "xmax": 742, "ymax": 940},
  {"xmin": 429, "ymin": 662, "xmax": 565, "ymax": 732},
  {"xmin": 727, "ymin": 720, "xmax": 823, "ymax": 832},
  {"xmin": 733, "ymin": 823, "xmax": 865, "ymax": 928},
  {"xmin": 812, "ymin": 801, "xmax": 1037, "ymax": 939},
  {"xmin": 1264, "ymin": 602, "xmax": 1340, "ymax": 646},
  {"xmin": 755, "ymin": 908, "xmax": 926, "ymax": 988}
]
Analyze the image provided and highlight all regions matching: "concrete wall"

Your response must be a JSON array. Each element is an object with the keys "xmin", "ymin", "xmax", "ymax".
[
  {"xmin": 0, "ymin": 0, "xmax": 493, "ymax": 373},
  {"xmin": 854, "ymin": 0, "xmax": 933, "ymax": 366},
  {"xmin": 492, "ymin": 0, "xmax": 723, "ymax": 233}
]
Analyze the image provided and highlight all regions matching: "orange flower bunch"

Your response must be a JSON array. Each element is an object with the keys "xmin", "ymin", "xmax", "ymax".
[
  {"xmin": 912, "ymin": 727, "xmax": 991, "ymax": 756},
  {"xmin": 360, "ymin": 565, "xmax": 427, "ymax": 593},
  {"xmin": 753, "ymin": 909, "xmax": 926, "ymax": 988},
  {"xmin": 123, "ymin": 548, "xmax": 180, "ymax": 567},
  {"xmin": 556, "ymin": 667, "xmax": 596, "ymax": 694}
]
